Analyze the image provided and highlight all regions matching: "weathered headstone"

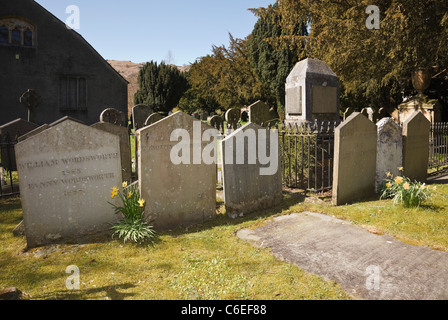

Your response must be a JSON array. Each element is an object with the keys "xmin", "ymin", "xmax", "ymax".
[
  {"xmin": 332, "ymin": 113, "xmax": 377, "ymax": 205},
  {"xmin": 136, "ymin": 111, "xmax": 217, "ymax": 230},
  {"xmin": 100, "ymin": 108, "xmax": 127, "ymax": 127},
  {"xmin": 248, "ymin": 101, "xmax": 272, "ymax": 126},
  {"xmin": 376, "ymin": 118, "xmax": 403, "ymax": 190},
  {"xmin": 15, "ymin": 119, "xmax": 122, "ymax": 248},
  {"xmin": 131, "ymin": 104, "xmax": 153, "ymax": 131},
  {"xmin": 17, "ymin": 124, "xmax": 50, "ymax": 142},
  {"xmin": 144, "ymin": 113, "xmax": 165, "ymax": 127},
  {"xmin": 241, "ymin": 111, "xmax": 249, "ymax": 122},
  {"xmin": 200, "ymin": 111, "xmax": 209, "ymax": 121},
  {"xmin": 221, "ymin": 122, "xmax": 282, "ymax": 218},
  {"xmin": 0, "ymin": 119, "xmax": 40, "ymax": 171},
  {"xmin": 225, "ymin": 108, "xmax": 240, "ymax": 129},
  {"xmin": 209, "ymin": 115, "xmax": 224, "ymax": 131},
  {"xmin": 91, "ymin": 122, "xmax": 132, "ymax": 183},
  {"xmin": 286, "ymin": 58, "xmax": 340, "ymax": 123},
  {"xmin": 402, "ymin": 111, "xmax": 430, "ymax": 182}
]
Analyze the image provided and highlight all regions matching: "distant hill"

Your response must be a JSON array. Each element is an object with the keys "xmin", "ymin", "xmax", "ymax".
[{"xmin": 107, "ymin": 60, "xmax": 191, "ymax": 116}]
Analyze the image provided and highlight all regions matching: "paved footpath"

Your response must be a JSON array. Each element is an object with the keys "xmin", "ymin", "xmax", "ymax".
[{"xmin": 237, "ymin": 211, "xmax": 448, "ymax": 300}]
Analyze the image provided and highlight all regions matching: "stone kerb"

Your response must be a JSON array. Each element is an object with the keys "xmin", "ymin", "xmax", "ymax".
[
  {"xmin": 376, "ymin": 118, "xmax": 403, "ymax": 191},
  {"xmin": 15, "ymin": 119, "xmax": 123, "ymax": 248},
  {"xmin": 221, "ymin": 122, "xmax": 282, "ymax": 218},
  {"xmin": 332, "ymin": 113, "xmax": 377, "ymax": 206},
  {"xmin": 402, "ymin": 111, "xmax": 430, "ymax": 183},
  {"xmin": 136, "ymin": 111, "xmax": 217, "ymax": 230}
]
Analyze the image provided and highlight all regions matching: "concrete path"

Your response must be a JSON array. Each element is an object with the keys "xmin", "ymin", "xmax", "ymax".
[{"xmin": 237, "ymin": 212, "xmax": 448, "ymax": 300}]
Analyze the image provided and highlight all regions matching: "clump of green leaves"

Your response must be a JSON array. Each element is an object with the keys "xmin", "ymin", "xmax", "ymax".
[
  {"xmin": 380, "ymin": 170, "xmax": 433, "ymax": 208},
  {"xmin": 109, "ymin": 182, "xmax": 157, "ymax": 244}
]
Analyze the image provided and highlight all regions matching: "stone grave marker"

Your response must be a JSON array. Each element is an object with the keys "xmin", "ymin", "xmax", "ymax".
[
  {"xmin": 248, "ymin": 101, "xmax": 272, "ymax": 126},
  {"xmin": 209, "ymin": 115, "xmax": 224, "ymax": 131},
  {"xmin": 402, "ymin": 111, "xmax": 430, "ymax": 182},
  {"xmin": 132, "ymin": 104, "xmax": 153, "ymax": 131},
  {"xmin": 0, "ymin": 119, "xmax": 40, "ymax": 171},
  {"xmin": 241, "ymin": 111, "xmax": 249, "ymax": 122},
  {"xmin": 221, "ymin": 122, "xmax": 282, "ymax": 218},
  {"xmin": 332, "ymin": 113, "xmax": 377, "ymax": 205},
  {"xmin": 91, "ymin": 121, "xmax": 132, "ymax": 183},
  {"xmin": 144, "ymin": 113, "xmax": 165, "ymax": 127},
  {"xmin": 15, "ymin": 119, "xmax": 122, "ymax": 248},
  {"xmin": 225, "ymin": 108, "xmax": 240, "ymax": 130},
  {"xmin": 376, "ymin": 118, "xmax": 403, "ymax": 191},
  {"xmin": 136, "ymin": 111, "xmax": 217, "ymax": 230},
  {"xmin": 100, "ymin": 108, "xmax": 127, "ymax": 127},
  {"xmin": 285, "ymin": 58, "xmax": 340, "ymax": 123}
]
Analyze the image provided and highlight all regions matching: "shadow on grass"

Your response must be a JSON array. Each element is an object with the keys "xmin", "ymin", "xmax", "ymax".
[{"xmin": 31, "ymin": 283, "xmax": 136, "ymax": 300}]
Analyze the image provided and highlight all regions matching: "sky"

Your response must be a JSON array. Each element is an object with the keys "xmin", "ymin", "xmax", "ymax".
[{"xmin": 35, "ymin": 0, "xmax": 275, "ymax": 66}]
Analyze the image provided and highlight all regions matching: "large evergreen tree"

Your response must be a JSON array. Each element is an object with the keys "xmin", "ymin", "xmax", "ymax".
[
  {"xmin": 134, "ymin": 61, "xmax": 188, "ymax": 113},
  {"xmin": 248, "ymin": 3, "xmax": 308, "ymax": 118}
]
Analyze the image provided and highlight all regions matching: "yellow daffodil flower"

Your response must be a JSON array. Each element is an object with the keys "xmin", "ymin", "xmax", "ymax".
[
  {"xmin": 386, "ymin": 172, "xmax": 392, "ymax": 178},
  {"xmin": 111, "ymin": 186, "xmax": 119, "ymax": 199},
  {"xmin": 395, "ymin": 176, "xmax": 403, "ymax": 184},
  {"xmin": 128, "ymin": 191, "xmax": 133, "ymax": 199},
  {"xmin": 403, "ymin": 183, "xmax": 410, "ymax": 190},
  {"xmin": 386, "ymin": 182, "xmax": 391, "ymax": 188},
  {"xmin": 122, "ymin": 181, "xmax": 128, "ymax": 188},
  {"xmin": 138, "ymin": 199, "xmax": 145, "ymax": 207},
  {"xmin": 398, "ymin": 167, "xmax": 404, "ymax": 172}
]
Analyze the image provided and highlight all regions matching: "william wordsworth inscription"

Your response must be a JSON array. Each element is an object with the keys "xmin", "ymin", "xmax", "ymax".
[{"xmin": 15, "ymin": 119, "xmax": 122, "ymax": 248}]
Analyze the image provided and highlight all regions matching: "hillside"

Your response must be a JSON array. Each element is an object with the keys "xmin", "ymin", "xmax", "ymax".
[{"xmin": 107, "ymin": 60, "xmax": 191, "ymax": 115}]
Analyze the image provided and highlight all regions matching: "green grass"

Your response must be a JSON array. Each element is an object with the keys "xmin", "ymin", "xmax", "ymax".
[{"xmin": 1, "ymin": 182, "xmax": 447, "ymax": 300}]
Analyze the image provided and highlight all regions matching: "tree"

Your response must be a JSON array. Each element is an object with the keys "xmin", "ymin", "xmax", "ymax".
[
  {"xmin": 251, "ymin": 1, "xmax": 448, "ymax": 113},
  {"xmin": 183, "ymin": 34, "xmax": 267, "ymax": 113},
  {"xmin": 248, "ymin": 2, "xmax": 308, "ymax": 118},
  {"xmin": 134, "ymin": 61, "xmax": 188, "ymax": 113}
]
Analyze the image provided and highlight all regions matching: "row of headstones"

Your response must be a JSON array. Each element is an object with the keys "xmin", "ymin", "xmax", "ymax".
[
  {"xmin": 14, "ymin": 111, "xmax": 282, "ymax": 248},
  {"xmin": 332, "ymin": 111, "xmax": 430, "ymax": 205}
]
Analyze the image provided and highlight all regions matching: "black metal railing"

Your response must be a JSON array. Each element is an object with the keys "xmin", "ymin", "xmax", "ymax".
[
  {"xmin": 429, "ymin": 122, "xmax": 448, "ymax": 174},
  {"xmin": 0, "ymin": 133, "xmax": 20, "ymax": 198}
]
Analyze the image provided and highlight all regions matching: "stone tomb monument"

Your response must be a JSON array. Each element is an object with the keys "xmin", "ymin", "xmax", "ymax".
[
  {"xmin": 131, "ymin": 104, "xmax": 153, "ymax": 131},
  {"xmin": 402, "ymin": 111, "xmax": 430, "ymax": 183},
  {"xmin": 248, "ymin": 101, "xmax": 272, "ymax": 126},
  {"xmin": 15, "ymin": 119, "xmax": 122, "ymax": 248},
  {"xmin": 100, "ymin": 108, "xmax": 127, "ymax": 127},
  {"xmin": 375, "ymin": 118, "xmax": 403, "ymax": 190},
  {"xmin": 136, "ymin": 111, "xmax": 217, "ymax": 230},
  {"xmin": 91, "ymin": 121, "xmax": 132, "ymax": 183},
  {"xmin": 332, "ymin": 113, "xmax": 377, "ymax": 206},
  {"xmin": 285, "ymin": 58, "xmax": 340, "ymax": 123},
  {"xmin": 221, "ymin": 122, "xmax": 282, "ymax": 218}
]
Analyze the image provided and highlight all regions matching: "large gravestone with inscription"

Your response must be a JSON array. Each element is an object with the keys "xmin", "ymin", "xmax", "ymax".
[
  {"xmin": 136, "ymin": 111, "xmax": 217, "ymax": 230},
  {"xmin": 285, "ymin": 58, "xmax": 340, "ymax": 123},
  {"xmin": 15, "ymin": 119, "xmax": 122, "ymax": 248}
]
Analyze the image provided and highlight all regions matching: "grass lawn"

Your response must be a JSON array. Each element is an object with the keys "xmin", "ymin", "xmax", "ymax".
[{"xmin": 0, "ymin": 183, "xmax": 447, "ymax": 300}]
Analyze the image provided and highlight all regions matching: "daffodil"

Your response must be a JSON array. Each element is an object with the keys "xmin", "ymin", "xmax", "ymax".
[
  {"xmin": 138, "ymin": 199, "xmax": 145, "ymax": 207},
  {"xmin": 403, "ymin": 183, "xmax": 410, "ymax": 190},
  {"xmin": 386, "ymin": 172, "xmax": 393, "ymax": 178},
  {"xmin": 111, "ymin": 186, "xmax": 119, "ymax": 199},
  {"xmin": 398, "ymin": 167, "xmax": 404, "ymax": 172},
  {"xmin": 386, "ymin": 182, "xmax": 391, "ymax": 188},
  {"xmin": 122, "ymin": 181, "xmax": 128, "ymax": 188},
  {"xmin": 128, "ymin": 191, "xmax": 133, "ymax": 199},
  {"xmin": 395, "ymin": 176, "xmax": 403, "ymax": 184}
]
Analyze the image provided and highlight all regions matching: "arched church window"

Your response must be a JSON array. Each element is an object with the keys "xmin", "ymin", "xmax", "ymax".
[{"xmin": 0, "ymin": 16, "xmax": 35, "ymax": 47}]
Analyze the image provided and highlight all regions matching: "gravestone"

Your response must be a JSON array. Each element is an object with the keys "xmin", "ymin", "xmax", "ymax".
[
  {"xmin": 286, "ymin": 58, "xmax": 340, "ymax": 123},
  {"xmin": 131, "ymin": 104, "xmax": 153, "ymax": 131},
  {"xmin": 376, "ymin": 118, "xmax": 403, "ymax": 191},
  {"xmin": 100, "ymin": 108, "xmax": 127, "ymax": 127},
  {"xmin": 241, "ymin": 111, "xmax": 249, "ymax": 122},
  {"xmin": 18, "ymin": 124, "xmax": 50, "ymax": 142},
  {"xmin": 402, "ymin": 111, "xmax": 430, "ymax": 182},
  {"xmin": 200, "ymin": 111, "xmax": 209, "ymax": 121},
  {"xmin": 91, "ymin": 122, "xmax": 132, "ymax": 183},
  {"xmin": 225, "ymin": 108, "xmax": 240, "ymax": 130},
  {"xmin": 221, "ymin": 122, "xmax": 282, "ymax": 218},
  {"xmin": 209, "ymin": 115, "xmax": 224, "ymax": 131},
  {"xmin": 144, "ymin": 113, "xmax": 165, "ymax": 127},
  {"xmin": 15, "ymin": 119, "xmax": 122, "ymax": 248},
  {"xmin": 136, "ymin": 111, "xmax": 217, "ymax": 230},
  {"xmin": 0, "ymin": 119, "xmax": 40, "ymax": 171},
  {"xmin": 248, "ymin": 101, "xmax": 272, "ymax": 126},
  {"xmin": 332, "ymin": 113, "xmax": 377, "ymax": 205}
]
